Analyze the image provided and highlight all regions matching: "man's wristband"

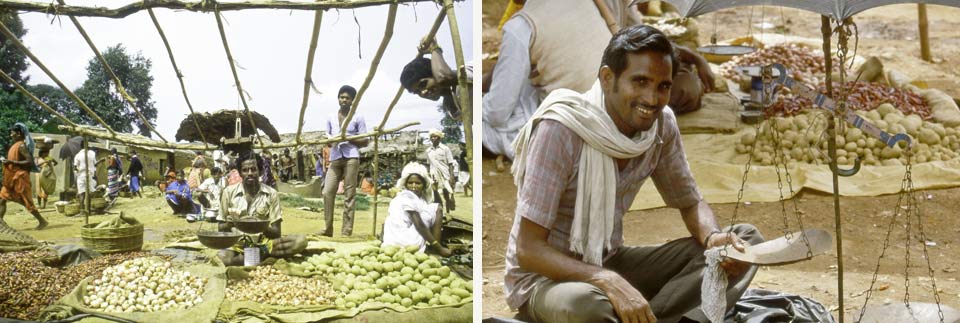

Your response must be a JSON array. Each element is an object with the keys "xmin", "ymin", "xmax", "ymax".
[{"xmin": 703, "ymin": 230, "xmax": 723, "ymax": 246}]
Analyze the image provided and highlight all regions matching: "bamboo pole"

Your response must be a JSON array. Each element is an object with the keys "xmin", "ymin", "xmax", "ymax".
[
  {"xmin": 441, "ymin": 0, "xmax": 472, "ymax": 163},
  {"xmin": 377, "ymin": 10, "xmax": 447, "ymax": 130},
  {"xmin": 148, "ymin": 8, "xmax": 209, "ymax": 148},
  {"xmin": 59, "ymin": 122, "xmax": 420, "ymax": 151},
  {"xmin": 83, "ymin": 136, "xmax": 90, "ymax": 225},
  {"xmin": 296, "ymin": 10, "xmax": 324, "ymax": 145},
  {"xmin": 372, "ymin": 134, "xmax": 379, "ymax": 236},
  {"xmin": 0, "ymin": 69, "xmax": 78, "ymax": 128},
  {"xmin": 214, "ymin": 8, "xmax": 265, "ymax": 148},
  {"xmin": 0, "ymin": 20, "xmax": 116, "ymax": 136},
  {"xmin": 592, "ymin": 0, "xmax": 620, "ymax": 34},
  {"xmin": 0, "ymin": 0, "xmax": 453, "ymax": 19},
  {"xmin": 339, "ymin": 3, "xmax": 398, "ymax": 138},
  {"xmin": 919, "ymin": 4, "xmax": 932, "ymax": 62},
  {"xmin": 58, "ymin": 0, "xmax": 169, "ymax": 142}
]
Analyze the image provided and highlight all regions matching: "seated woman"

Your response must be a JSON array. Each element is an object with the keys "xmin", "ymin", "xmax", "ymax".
[
  {"xmin": 383, "ymin": 162, "xmax": 452, "ymax": 257},
  {"xmin": 164, "ymin": 170, "xmax": 198, "ymax": 216},
  {"xmin": 216, "ymin": 154, "xmax": 306, "ymax": 266}
]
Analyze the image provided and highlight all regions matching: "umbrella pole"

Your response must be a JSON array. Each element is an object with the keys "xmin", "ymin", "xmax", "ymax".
[
  {"xmin": 919, "ymin": 4, "xmax": 931, "ymax": 62},
  {"xmin": 820, "ymin": 16, "xmax": 844, "ymax": 323},
  {"xmin": 822, "ymin": 15, "xmax": 844, "ymax": 322}
]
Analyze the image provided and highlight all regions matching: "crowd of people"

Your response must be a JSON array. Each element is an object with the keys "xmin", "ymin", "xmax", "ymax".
[{"xmin": 0, "ymin": 37, "xmax": 473, "ymax": 265}]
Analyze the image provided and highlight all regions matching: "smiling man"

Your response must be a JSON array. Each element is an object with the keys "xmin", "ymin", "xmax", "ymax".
[
  {"xmin": 504, "ymin": 25, "xmax": 763, "ymax": 323},
  {"xmin": 217, "ymin": 153, "xmax": 306, "ymax": 266}
]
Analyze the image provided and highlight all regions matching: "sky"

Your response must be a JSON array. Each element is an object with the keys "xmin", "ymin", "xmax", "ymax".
[{"xmin": 17, "ymin": 0, "xmax": 474, "ymax": 142}]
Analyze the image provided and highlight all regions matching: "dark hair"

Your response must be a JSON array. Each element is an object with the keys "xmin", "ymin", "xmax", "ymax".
[
  {"xmin": 601, "ymin": 25, "xmax": 678, "ymax": 79},
  {"xmin": 236, "ymin": 153, "xmax": 264, "ymax": 174},
  {"xmin": 8, "ymin": 125, "xmax": 23, "ymax": 135},
  {"xmin": 399, "ymin": 57, "xmax": 433, "ymax": 91},
  {"xmin": 338, "ymin": 85, "xmax": 357, "ymax": 98},
  {"xmin": 211, "ymin": 166, "xmax": 223, "ymax": 175}
]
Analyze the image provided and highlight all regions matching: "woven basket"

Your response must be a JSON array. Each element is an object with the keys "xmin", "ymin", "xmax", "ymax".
[
  {"xmin": 63, "ymin": 203, "xmax": 80, "ymax": 217},
  {"xmin": 55, "ymin": 203, "xmax": 66, "ymax": 214},
  {"xmin": 80, "ymin": 223, "xmax": 143, "ymax": 254}
]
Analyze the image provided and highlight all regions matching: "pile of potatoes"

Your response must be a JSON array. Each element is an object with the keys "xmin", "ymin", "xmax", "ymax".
[{"xmin": 736, "ymin": 103, "xmax": 960, "ymax": 166}]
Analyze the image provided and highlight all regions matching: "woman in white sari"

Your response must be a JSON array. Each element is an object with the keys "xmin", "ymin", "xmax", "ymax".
[{"xmin": 382, "ymin": 162, "xmax": 452, "ymax": 256}]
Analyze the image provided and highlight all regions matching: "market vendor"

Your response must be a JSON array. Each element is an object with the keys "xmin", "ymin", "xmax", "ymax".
[
  {"xmin": 165, "ymin": 170, "xmax": 198, "ymax": 216},
  {"xmin": 504, "ymin": 26, "xmax": 760, "ymax": 323},
  {"xmin": 482, "ymin": 0, "xmax": 714, "ymax": 171},
  {"xmin": 383, "ymin": 162, "xmax": 452, "ymax": 257},
  {"xmin": 217, "ymin": 154, "xmax": 306, "ymax": 266},
  {"xmin": 0, "ymin": 123, "xmax": 48, "ymax": 229}
]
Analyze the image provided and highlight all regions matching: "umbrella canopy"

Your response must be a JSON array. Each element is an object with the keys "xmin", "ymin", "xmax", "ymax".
[
  {"xmin": 632, "ymin": 0, "xmax": 960, "ymax": 19},
  {"xmin": 57, "ymin": 136, "xmax": 85, "ymax": 161}
]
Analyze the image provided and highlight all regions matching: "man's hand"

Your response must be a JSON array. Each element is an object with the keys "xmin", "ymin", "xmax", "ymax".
[
  {"xmin": 418, "ymin": 36, "xmax": 440, "ymax": 54},
  {"xmin": 697, "ymin": 65, "xmax": 716, "ymax": 93},
  {"xmin": 436, "ymin": 246, "xmax": 453, "ymax": 257},
  {"xmin": 706, "ymin": 232, "xmax": 751, "ymax": 277},
  {"xmin": 587, "ymin": 270, "xmax": 658, "ymax": 323}
]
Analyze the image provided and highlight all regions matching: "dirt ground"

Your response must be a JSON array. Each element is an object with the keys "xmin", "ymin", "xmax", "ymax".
[
  {"xmin": 2, "ymin": 185, "xmax": 473, "ymax": 254},
  {"xmin": 480, "ymin": 2, "xmax": 960, "ymax": 320}
]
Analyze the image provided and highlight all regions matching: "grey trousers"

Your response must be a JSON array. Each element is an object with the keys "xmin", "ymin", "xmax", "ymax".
[
  {"xmin": 322, "ymin": 158, "xmax": 359, "ymax": 236},
  {"xmin": 520, "ymin": 223, "xmax": 764, "ymax": 323}
]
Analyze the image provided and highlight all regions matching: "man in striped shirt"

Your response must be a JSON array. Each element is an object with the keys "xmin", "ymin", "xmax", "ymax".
[{"xmin": 504, "ymin": 25, "xmax": 762, "ymax": 323}]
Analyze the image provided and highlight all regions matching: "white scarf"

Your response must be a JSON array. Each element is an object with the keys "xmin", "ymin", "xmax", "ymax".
[{"xmin": 512, "ymin": 80, "xmax": 660, "ymax": 265}]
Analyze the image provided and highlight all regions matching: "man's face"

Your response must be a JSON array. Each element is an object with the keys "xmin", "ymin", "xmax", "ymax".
[
  {"xmin": 241, "ymin": 159, "xmax": 260, "ymax": 186},
  {"xmin": 600, "ymin": 51, "xmax": 673, "ymax": 136},
  {"xmin": 410, "ymin": 77, "xmax": 442, "ymax": 101},
  {"xmin": 9, "ymin": 130, "xmax": 21, "ymax": 141},
  {"xmin": 176, "ymin": 173, "xmax": 185, "ymax": 182},
  {"xmin": 338, "ymin": 92, "xmax": 355, "ymax": 109},
  {"xmin": 430, "ymin": 134, "xmax": 441, "ymax": 145}
]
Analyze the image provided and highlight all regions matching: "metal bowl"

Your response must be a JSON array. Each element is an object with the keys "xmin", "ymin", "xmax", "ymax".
[
  {"xmin": 197, "ymin": 231, "xmax": 242, "ymax": 249},
  {"xmin": 697, "ymin": 45, "xmax": 757, "ymax": 64},
  {"xmin": 233, "ymin": 218, "xmax": 271, "ymax": 234}
]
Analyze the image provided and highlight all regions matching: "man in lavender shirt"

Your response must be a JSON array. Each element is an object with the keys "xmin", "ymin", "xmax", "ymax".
[
  {"xmin": 505, "ymin": 26, "xmax": 763, "ymax": 323},
  {"xmin": 322, "ymin": 85, "xmax": 368, "ymax": 237}
]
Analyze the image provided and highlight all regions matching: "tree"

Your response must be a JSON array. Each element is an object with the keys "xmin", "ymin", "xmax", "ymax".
[
  {"xmin": 0, "ymin": 9, "xmax": 29, "ymax": 92},
  {"xmin": 0, "ymin": 91, "xmax": 41, "ymax": 151},
  {"xmin": 25, "ymin": 84, "xmax": 80, "ymax": 133},
  {"xmin": 75, "ymin": 44, "xmax": 157, "ymax": 137},
  {"xmin": 439, "ymin": 111, "xmax": 462, "ymax": 145}
]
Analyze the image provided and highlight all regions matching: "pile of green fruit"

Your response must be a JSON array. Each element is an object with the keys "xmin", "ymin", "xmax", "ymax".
[{"xmin": 291, "ymin": 245, "xmax": 472, "ymax": 309}]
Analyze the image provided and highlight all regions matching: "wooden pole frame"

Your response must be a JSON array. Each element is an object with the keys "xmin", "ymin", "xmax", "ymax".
[
  {"xmin": 0, "ymin": 0, "xmax": 455, "ymax": 19},
  {"xmin": 0, "ymin": 69, "xmax": 78, "ymax": 128},
  {"xmin": 58, "ymin": 122, "xmax": 420, "ymax": 151},
  {"xmin": 148, "ymin": 8, "xmax": 209, "ymax": 148},
  {"xmin": 0, "ymin": 20, "xmax": 117, "ymax": 136},
  {"xmin": 338, "ymin": 3, "xmax": 399, "ymax": 138},
  {"xmin": 58, "ymin": 0, "xmax": 169, "ymax": 142},
  {"xmin": 214, "ymin": 7, "xmax": 266, "ymax": 148},
  {"xmin": 441, "ymin": 0, "xmax": 472, "ymax": 163},
  {"xmin": 295, "ymin": 9, "xmax": 324, "ymax": 145}
]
